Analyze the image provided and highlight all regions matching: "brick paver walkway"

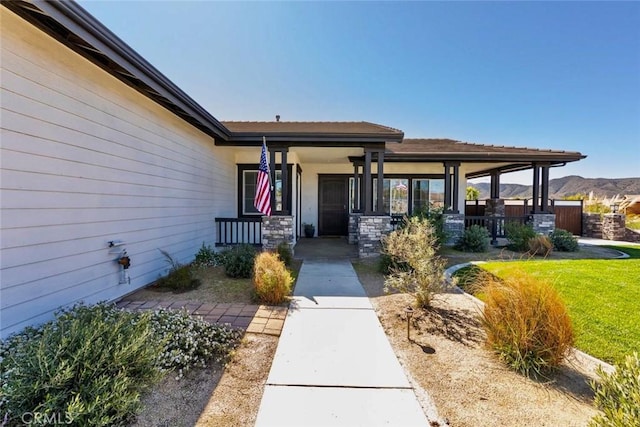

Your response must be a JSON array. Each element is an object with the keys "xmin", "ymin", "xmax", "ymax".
[{"xmin": 115, "ymin": 300, "xmax": 287, "ymax": 336}]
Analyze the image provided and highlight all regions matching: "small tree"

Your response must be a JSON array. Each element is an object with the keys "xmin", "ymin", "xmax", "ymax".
[
  {"xmin": 382, "ymin": 216, "xmax": 449, "ymax": 308},
  {"xmin": 466, "ymin": 186, "xmax": 480, "ymax": 201}
]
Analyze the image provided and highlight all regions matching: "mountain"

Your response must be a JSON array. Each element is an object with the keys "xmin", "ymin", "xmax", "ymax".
[{"xmin": 470, "ymin": 176, "xmax": 640, "ymax": 199}]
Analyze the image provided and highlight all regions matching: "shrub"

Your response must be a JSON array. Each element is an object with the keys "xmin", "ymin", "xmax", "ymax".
[
  {"xmin": 156, "ymin": 249, "xmax": 200, "ymax": 292},
  {"xmin": 382, "ymin": 216, "xmax": 449, "ymax": 308},
  {"xmin": 455, "ymin": 225, "xmax": 490, "ymax": 252},
  {"xmin": 149, "ymin": 308, "xmax": 242, "ymax": 378},
  {"xmin": 480, "ymin": 271, "xmax": 574, "ymax": 377},
  {"xmin": 505, "ymin": 222, "xmax": 537, "ymax": 252},
  {"xmin": 0, "ymin": 304, "xmax": 162, "ymax": 426},
  {"xmin": 550, "ymin": 229, "xmax": 579, "ymax": 252},
  {"xmin": 221, "ymin": 244, "xmax": 257, "ymax": 278},
  {"xmin": 194, "ymin": 242, "xmax": 217, "ymax": 267},
  {"xmin": 253, "ymin": 252, "xmax": 293, "ymax": 305},
  {"xmin": 276, "ymin": 242, "xmax": 293, "ymax": 267},
  {"xmin": 412, "ymin": 205, "xmax": 447, "ymax": 247},
  {"xmin": 589, "ymin": 352, "xmax": 640, "ymax": 427},
  {"xmin": 527, "ymin": 235, "xmax": 553, "ymax": 257}
]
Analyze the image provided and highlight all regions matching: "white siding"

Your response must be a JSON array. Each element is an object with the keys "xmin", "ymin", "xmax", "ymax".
[{"xmin": 0, "ymin": 9, "xmax": 235, "ymax": 337}]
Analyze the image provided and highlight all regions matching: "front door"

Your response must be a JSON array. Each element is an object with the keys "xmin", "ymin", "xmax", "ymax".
[{"xmin": 318, "ymin": 175, "xmax": 349, "ymax": 236}]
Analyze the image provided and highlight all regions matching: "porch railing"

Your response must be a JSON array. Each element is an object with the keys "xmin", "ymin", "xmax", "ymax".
[
  {"xmin": 215, "ymin": 217, "xmax": 262, "ymax": 247},
  {"xmin": 465, "ymin": 215, "xmax": 530, "ymax": 244}
]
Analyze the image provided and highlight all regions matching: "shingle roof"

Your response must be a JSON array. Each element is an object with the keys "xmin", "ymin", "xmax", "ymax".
[
  {"xmin": 387, "ymin": 138, "xmax": 585, "ymax": 159},
  {"xmin": 223, "ymin": 121, "xmax": 403, "ymax": 136}
]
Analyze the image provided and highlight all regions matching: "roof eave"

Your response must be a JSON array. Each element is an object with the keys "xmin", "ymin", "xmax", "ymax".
[
  {"xmin": 4, "ymin": 0, "xmax": 231, "ymax": 141},
  {"xmin": 217, "ymin": 131, "xmax": 404, "ymax": 146}
]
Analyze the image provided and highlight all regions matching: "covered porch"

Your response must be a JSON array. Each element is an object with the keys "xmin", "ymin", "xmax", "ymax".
[{"xmin": 213, "ymin": 123, "xmax": 586, "ymax": 257}]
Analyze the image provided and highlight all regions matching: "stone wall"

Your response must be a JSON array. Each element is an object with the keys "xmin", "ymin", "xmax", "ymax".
[
  {"xmin": 625, "ymin": 228, "xmax": 640, "ymax": 243},
  {"xmin": 582, "ymin": 213, "xmax": 603, "ymax": 238},
  {"xmin": 531, "ymin": 213, "xmax": 555, "ymax": 235},
  {"xmin": 443, "ymin": 213, "xmax": 465, "ymax": 245},
  {"xmin": 348, "ymin": 213, "xmax": 361, "ymax": 244},
  {"xmin": 358, "ymin": 216, "xmax": 391, "ymax": 257},
  {"xmin": 261, "ymin": 216, "xmax": 294, "ymax": 252}
]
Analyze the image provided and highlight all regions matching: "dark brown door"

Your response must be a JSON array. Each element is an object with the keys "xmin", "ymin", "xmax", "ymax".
[{"xmin": 318, "ymin": 176, "xmax": 349, "ymax": 236}]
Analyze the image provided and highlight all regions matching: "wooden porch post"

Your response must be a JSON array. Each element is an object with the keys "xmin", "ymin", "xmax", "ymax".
[
  {"xmin": 451, "ymin": 162, "xmax": 460, "ymax": 214},
  {"xmin": 443, "ymin": 162, "xmax": 452, "ymax": 213},
  {"xmin": 490, "ymin": 171, "xmax": 500, "ymax": 199},
  {"xmin": 531, "ymin": 163, "xmax": 540, "ymax": 213},
  {"xmin": 363, "ymin": 149, "xmax": 373, "ymax": 215},
  {"xmin": 376, "ymin": 149, "xmax": 385, "ymax": 214},
  {"xmin": 269, "ymin": 147, "xmax": 277, "ymax": 214},
  {"xmin": 540, "ymin": 163, "xmax": 550, "ymax": 213},
  {"xmin": 281, "ymin": 147, "xmax": 289, "ymax": 214},
  {"xmin": 352, "ymin": 161, "xmax": 362, "ymax": 212}
]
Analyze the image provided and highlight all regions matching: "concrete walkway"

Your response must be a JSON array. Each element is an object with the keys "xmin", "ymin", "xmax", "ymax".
[{"xmin": 254, "ymin": 259, "xmax": 432, "ymax": 427}]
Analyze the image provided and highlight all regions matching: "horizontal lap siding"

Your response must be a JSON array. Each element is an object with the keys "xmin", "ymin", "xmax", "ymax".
[{"xmin": 0, "ymin": 10, "xmax": 235, "ymax": 337}]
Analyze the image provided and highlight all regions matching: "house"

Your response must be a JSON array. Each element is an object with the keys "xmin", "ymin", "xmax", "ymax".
[{"xmin": 0, "ymin": 0, "xmax": 585, "ymax": 338}]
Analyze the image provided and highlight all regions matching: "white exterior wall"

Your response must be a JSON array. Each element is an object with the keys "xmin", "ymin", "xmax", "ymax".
[
  {"xmin": 299, "ymin": 161, "xmax": 467, "ymax": 227},
  {"xmin": 0, "ymin": 9, "xmax": 235, "ymax": 337}
]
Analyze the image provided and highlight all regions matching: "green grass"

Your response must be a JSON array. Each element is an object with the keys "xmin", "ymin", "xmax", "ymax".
[{"xmin": 472, "ymin": 245, "xmax": 640, "ymax": 365}]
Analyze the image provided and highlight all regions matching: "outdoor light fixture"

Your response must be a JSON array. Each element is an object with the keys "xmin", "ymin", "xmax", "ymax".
[
  {"xmin": 611, "ymin": 203, "xmax": 620, "ymax": 214},
  {"xmin": 405, "ymin": 306, "xmax": 414, "ymax": 341}
]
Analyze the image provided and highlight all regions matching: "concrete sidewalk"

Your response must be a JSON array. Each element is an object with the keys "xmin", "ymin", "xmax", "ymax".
[{"xmin": 254, "ymin": 260, "xmax": 433, "ymax": 427}]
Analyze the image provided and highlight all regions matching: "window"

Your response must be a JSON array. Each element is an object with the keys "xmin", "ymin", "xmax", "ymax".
[
  {"xmin": 238, "ymin": 164, "xmax": 292, "ymax": 217},
  {"xmin": 412, "ymin": 178, "xmax": 444, "ymax": 212},
  {"xmin": 373, "ymin": 178, "xmax": 409, "ymax": 215},
  {"xmin": 242, "ymin": 170, "xmax": 282, "ymax": 215},
  {"xmin": 354, "ymin": 177, "xmax": 445, "ymax": 215}
]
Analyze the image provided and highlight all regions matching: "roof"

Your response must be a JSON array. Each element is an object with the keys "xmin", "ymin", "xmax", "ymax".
[
  {"xmin": 386, "ymin": 138, "xmax": 585, "ymax": 161},
  {"xmin": 220, "ymin": 121, "xmax": 404, "ymax": 146}
]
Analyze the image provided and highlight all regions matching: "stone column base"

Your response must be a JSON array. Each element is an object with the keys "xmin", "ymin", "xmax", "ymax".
[
  {"xmin": 531, "ymin": 213, "xmax": 555, "ymax": 235},
  {"xmin": 348, "ymin": 213, "xmax": 361, "ymax": 244},
  {"xmin": 262, "ymin": 216, "xmax": 294, "ymax": 253},
  {"xmin": 358, "ymin": 216, "xmax": 391, "ymax": 258},
  {"xmin": 443, "ymin": 213, "xmax": 465, "ymax": 245}
]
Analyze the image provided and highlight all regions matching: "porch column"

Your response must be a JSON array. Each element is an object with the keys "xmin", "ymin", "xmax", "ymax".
[
  {"xmin": 540, "ymin": 163, "xmax": 550, "ymax": 213},
  {"xmin": 443, "ymin": 162, "xmax": 460, "ymax": 214},
  {"xmin": 363, "ymin": 149, "xmax": 373, "ymax": 215},
  {"xmin": 375, "ymin": 149, "xmax": 385, "ymax": 214},
  {"xmin": 281, "ymin": 148, "xmax": 289, "ymax": 214},
  {"xmin": 490, "ymin": 171, "xmax": 500, "ymax": 199},
  {"xmin": 452, "ymin": 162, "xmax": 460, "ymax": 213},
  {"xmin": 268, "ymin": 146, "xmax": 289, "ymax": 214},
  {"xmin": 531, "ymin": 163, "xmax": 540, "ymax": 214},
  {"xmin": 352, "ymin": 161, "xmax": 362, "ymax": 212},
  {"xmin": 269, "ymin": 147, "xmax": 277, "ymax": 214},
  {"xmin": 444, "ymin": 163, "xmax": 452, "ymax": 213}
]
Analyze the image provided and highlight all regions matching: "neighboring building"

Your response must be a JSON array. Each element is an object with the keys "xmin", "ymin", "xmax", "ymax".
[{"xmin": 0, "ymin": 1, "xmax": 585, "ymax": 337}]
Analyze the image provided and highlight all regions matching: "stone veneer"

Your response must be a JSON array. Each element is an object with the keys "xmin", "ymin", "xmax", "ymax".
[
  {"xmin": 358, "ymin": 216, "xmax": 391, "ymax": 257},
  {"xmin": 602, "ymin": 214, "xmax": 626, "ymax": 241},
  {"xmin": 443, "ymin": 213, "xmax": 465, "ymax": 245},
  {"xmin": 582, "ymin": 213, "xmax": 638, "ymax": 242},
  {"xmin": 261, "ymin": 216, "xmax": 294, "ymax": 252},
  {"xmin": 531, "ymin": 213, "xmax": 556, "ymax": 235},
  {"xmin": 348, "ymin": 213, "xmax": 361, "ymax": 244},
  {"xmin": 582, "ymin": 213, "xmax": 603, "ymax": 238}
]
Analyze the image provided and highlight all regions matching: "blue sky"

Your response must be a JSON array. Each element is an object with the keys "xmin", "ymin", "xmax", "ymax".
[{"xmin": 79, "ymin": 1, "xmax": 639, "ymax": 184}]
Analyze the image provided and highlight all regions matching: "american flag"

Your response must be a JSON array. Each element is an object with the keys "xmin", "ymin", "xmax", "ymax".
[{"xmin": 254, "ymin": 138, "xmax": 272, "ymax": 216}]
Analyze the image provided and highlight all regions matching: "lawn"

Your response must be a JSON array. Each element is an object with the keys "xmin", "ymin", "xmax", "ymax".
[{"xmin": 468, "ymin": 245, "xmax": 640, "ymax": 365}]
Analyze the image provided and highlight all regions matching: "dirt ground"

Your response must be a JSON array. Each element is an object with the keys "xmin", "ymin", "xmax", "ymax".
[
  {"xmin": 132, "ymin": 333, "xmax": 277, "ymax": 427},
  {"xmin": 354, "ymin": 259, "xmax": 603, "ymax": 427},
  {"xmin": 130, "ymin": 246, "xmax": 616, "ymax": 427}
]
